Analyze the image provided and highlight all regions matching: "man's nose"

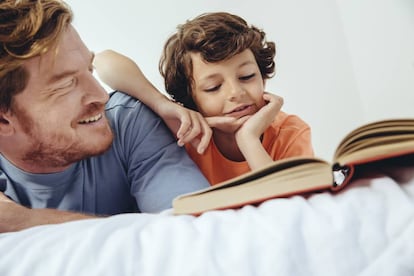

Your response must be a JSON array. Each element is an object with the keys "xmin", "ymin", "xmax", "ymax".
[{"xmin": 82, "ymin": 73, "xmax": 109, "ymax": 105}]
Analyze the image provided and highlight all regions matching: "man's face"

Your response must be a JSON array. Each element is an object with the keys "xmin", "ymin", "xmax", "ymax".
[{"xmin": 7, "ymin": 25, "xmax": 113, "ymax": 173}]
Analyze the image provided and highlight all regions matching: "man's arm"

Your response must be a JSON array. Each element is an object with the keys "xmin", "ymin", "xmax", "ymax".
[{"xmin": 0, "ymin": 192, "xmax": 96, "ymax": 233}]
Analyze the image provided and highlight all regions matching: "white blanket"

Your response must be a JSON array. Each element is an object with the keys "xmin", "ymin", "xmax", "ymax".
[{"xmin": 1, "ymin": 164, "xmax": 414, "ymax": 276}]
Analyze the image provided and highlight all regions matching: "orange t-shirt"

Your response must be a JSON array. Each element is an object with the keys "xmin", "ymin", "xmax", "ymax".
[{"xmin": 185, "ymin": 111, "xmax": 314, "ymax": 185}]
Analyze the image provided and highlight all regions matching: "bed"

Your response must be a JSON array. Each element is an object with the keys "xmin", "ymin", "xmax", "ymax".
[{"xmin": 1, "ymin": 161, "xmax": 414, "ymax": 276}]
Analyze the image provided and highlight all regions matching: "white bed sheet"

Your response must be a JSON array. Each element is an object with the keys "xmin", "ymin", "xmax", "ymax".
[{"xmin": 1, "ymin": 164, "xmax": 414, "ymax": 276}]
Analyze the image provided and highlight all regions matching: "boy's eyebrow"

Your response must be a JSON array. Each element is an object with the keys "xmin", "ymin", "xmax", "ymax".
[
  {"xmin": 200, "ymin": 60, "xmax": 256, "ymax": 78},
  {"xmin": 238, "ymin": 60, "xmax": 256, "ymax": 67}
]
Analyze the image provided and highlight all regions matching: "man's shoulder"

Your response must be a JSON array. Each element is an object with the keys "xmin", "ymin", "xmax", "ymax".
[
  {"xmin": 105, "ymin": 91, "xmax": 144, "ymax": 110},
  {"xmin": 103, "ymin": 91, "xmax": 167, "ymax": 139},
  {"xmin": 104, "ymin": 91, "xmax": 156, "ymax": 119}
]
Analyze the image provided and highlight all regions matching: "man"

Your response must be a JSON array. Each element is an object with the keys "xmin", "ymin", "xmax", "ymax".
[{"xmin": 0, "ymin": 0, "xmax": 210, "ymax": 233}]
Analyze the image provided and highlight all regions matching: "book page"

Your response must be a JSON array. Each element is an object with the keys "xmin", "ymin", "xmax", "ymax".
[
  {"xmin": 333, "ymin": 119, "xmax": 414, "ymax": 164},
  {"xmin": 173, "ymin": 161, "xmax": 332, "ymax": 215}
]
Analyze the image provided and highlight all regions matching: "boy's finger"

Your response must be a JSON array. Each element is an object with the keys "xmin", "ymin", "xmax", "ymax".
[
  {"xmin": 177, "ymin": 113, "xmax": 202, "ymax": 146},
  {"xmin": 175, "ymin": 115, "xmax": 192, "ymax": 139},
  {"xmin": 205, "ymin": 116, "xmax": 236, "ymax": 128},
  {"xmin": 195, "ymin": 116, "xmax": 212, "ymax": 154}
]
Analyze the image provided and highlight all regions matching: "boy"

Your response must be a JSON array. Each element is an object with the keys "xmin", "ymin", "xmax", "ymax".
[{"xmin": 94, "ymin": 12, "xmax": 314, "ymax": 185}]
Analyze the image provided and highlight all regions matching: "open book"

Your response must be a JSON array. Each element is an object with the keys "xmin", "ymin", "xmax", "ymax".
[{"xmin": 173, "ymin": 118, "xmax": 414, "ymax": 215}]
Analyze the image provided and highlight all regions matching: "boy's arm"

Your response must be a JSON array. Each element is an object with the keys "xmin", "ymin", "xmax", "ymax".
[
  {"xmin": 93, "ymin": 50, "xmax": 211, "ymax": 154},
  {"xmin": 235, "ymin": 93, "xmax": 283, "ymax": 170}
]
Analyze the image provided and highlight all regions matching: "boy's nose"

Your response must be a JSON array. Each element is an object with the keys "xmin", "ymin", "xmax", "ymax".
[{"xmin": 227, "ymin": 81, "xmax": 245, "ymax": 101}]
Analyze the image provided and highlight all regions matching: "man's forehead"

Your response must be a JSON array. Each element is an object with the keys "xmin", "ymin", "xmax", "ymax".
[
  {"xmin": 61, "ymin": 25, "xmax": 88, "ymax": 51},
  {"xmin": 25, "ymin": 25, "xmax": 90, "ymax": 77}
]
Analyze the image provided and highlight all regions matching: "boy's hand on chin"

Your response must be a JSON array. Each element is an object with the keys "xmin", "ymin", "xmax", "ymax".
[
  {"xmin": 235, "ymin": 93, "xmax": 283, "ymax": 140},
  {"xmin": 206, "ymin": 115, "xmax": 250, "ymax": 134}
]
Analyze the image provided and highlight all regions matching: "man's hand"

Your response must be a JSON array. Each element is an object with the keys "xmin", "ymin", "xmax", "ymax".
[
  {"xmin": 0, "ymin": 192, "xmax": 31, "ymax": 233},
  {"xmin": 0, "ymin": 192, "xmax": 96, "ymax": 233},
  {"xmin": 155, "ymin": 99, "xmax": 212, "ymax": 154},
  {"xmin": 0, "ymin": 191, "xmax": 13, "ymax": 203}
]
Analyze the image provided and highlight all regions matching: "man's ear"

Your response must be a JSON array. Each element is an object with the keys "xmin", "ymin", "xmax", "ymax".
[{"xmin": 0, "ymin": 112, "xmax": 15, "ymax": 136}]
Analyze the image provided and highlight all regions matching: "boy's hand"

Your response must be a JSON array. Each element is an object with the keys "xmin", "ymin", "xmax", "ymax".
[
  {"xmin": 236, "ymin": 93, "xmax": 283, "ymax": 170},
  {"xmin": 206, "ymin": 93, "xmax": 283, "ymax": 136},
  {"xmin": 156, "ymin": 99, "xmax": 212, "ymax": 154},
  {"xmin": 205, "ymin": 115, "xmax": 250, "ymax": 134},
  {"xmin": 235, "ymin": 93, "xmax": 283, "ymax": 141}
]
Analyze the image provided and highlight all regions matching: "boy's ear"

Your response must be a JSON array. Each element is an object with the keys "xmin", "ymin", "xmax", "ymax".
[{"xmin": 0, "ymin": 112, "xmax": 15, "ymax": 136}]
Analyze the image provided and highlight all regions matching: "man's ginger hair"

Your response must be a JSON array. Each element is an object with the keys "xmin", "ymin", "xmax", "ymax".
[{"xmin": 0, "ymin": 0, "xmax": 72, "ymax": 112}]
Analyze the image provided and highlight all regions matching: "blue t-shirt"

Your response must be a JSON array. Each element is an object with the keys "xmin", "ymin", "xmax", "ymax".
[{"xmin": 0, "ymin": 92, "xmax": 209, "ymax": 214}]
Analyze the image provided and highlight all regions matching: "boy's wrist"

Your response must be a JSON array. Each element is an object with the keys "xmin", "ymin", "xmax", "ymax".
[{"xmin": 149, "ymin": 93, "xmax": 172, "ymax": 115}]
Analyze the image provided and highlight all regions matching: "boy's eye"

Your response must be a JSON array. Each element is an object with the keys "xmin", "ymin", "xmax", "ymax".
[
  {"xmin": 240, "ymin": 73, "xmax": 255, "ymax": 81},
  {"xmin": 204, "ymin": 84, "xmax": 221, "ymax": 92}
]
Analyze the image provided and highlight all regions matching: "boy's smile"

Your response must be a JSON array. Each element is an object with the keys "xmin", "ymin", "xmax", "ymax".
[{"xmin": 190, "ymin": 49, "xmax": 265, "ymax": 121}]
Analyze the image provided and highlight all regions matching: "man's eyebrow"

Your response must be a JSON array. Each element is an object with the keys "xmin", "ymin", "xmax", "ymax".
[
  {"xmin": 47, "ymin": 70, "xmax": 77, "ymax": 85},
  {"xmin": 47, "ymin": 52, "xmax": 95, "ymax": 85},
  {"xmin": 90, "ymin": 51, "xmax": 95, "ymax": 70}
]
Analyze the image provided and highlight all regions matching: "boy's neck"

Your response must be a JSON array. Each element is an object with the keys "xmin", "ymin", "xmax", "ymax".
[{"xmin": 213, "ymin": 131, "xmax": 244, "ymax": 162}]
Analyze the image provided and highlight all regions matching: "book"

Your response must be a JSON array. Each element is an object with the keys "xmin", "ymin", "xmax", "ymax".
[{"xmin": 172, "ymin": 118, "xmax": 414, "ymax": 215}]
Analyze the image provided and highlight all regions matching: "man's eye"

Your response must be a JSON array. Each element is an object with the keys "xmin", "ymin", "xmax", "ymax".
[
  {"xmin": 63, "ymin": 78, "xmax": 75, "ymax": 88},
  {"xmin": 240, "ymin": 73, "xmax": 255, "ymax": 81},
  {"xmin": 55, "ymin": 78, "xmax": 75, "ymax": 91}
]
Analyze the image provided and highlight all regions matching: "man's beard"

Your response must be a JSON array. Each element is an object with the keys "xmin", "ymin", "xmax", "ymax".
[
  {"xmin": 13, "ymin": 103, "xmax": 113, "ymax": 169},
  {"xmin": 21, "ymin": 137, "xmax": 113, "ymax": 168}
]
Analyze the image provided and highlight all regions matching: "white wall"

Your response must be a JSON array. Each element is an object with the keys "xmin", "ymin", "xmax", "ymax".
[
  {"xmin": 336, "ymin": 0, "xmax": 414, "ymax": 122},
  {"xmin": 66, "ymin": 0, "xmax": 414, "ymax": 160}
]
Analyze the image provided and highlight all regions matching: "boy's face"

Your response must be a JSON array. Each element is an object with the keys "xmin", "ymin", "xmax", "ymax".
[{"xmin": 190, "ymin": 49, "xmax": 265, "ymax": 120}]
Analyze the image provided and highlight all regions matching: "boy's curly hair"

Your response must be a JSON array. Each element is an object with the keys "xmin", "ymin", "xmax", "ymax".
[{"xmin": 159, "ymin": 12, "xmax": 276, "ymax": 110}]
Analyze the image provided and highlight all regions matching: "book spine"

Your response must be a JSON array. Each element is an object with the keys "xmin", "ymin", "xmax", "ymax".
[{"xmin": 332, "ymin": 164, "xmax": 353, "ymax": 191}]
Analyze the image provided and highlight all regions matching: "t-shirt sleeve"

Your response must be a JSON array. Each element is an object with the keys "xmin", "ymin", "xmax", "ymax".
[
  {"xmin": 283, "ymin": 126, "xmax": 314, "ymax": 157},
  {"xmin": 112, "ymin": 98, "xmax": 209, "ymax": 213},
  {"xmin": 269, "ymin": 113, "xmax": 315, "ymax": 159}
]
